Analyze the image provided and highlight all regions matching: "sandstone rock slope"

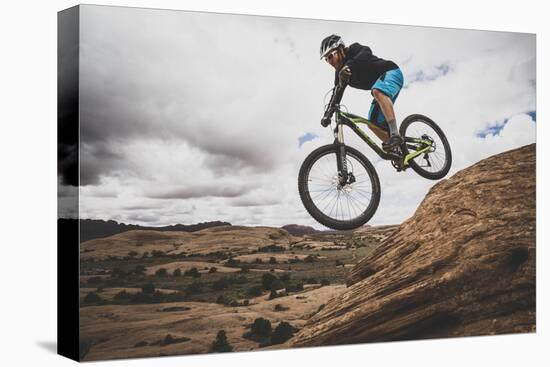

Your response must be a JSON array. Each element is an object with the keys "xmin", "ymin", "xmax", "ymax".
[{"xmin": 290, "ymin": 144, "xmax": 536, "ymax": 346}]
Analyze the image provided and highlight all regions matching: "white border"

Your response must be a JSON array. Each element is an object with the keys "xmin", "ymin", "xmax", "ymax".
[{"xmin": 0, "ymin": 1, "xmax": 546, "ymax": 366}]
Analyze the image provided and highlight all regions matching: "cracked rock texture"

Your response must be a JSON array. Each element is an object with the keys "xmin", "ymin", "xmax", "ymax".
[{"xmin": 289, "ymin": 144, "xmax": 536, "ymax": 347}]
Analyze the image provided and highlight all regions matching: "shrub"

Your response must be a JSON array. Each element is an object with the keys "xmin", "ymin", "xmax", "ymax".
[
  {"xmin": 320, "ymin": 278, "xmax": 330, "ymax": 286},
  {"xmin": 141, "ymin": 251, "xmax": 149, "ymax": 258},
  {"xmin": 303, "ymin": 254, "xmax": 317, "ymax": 263},
  {"xmin": 141, "ymin": 283, "xmax": 155, "ymax": 294},
  {"xmin": 226, "ymin": 258, "xmax": 241, "ymax": 267},
  {"xmin": 160, "ymin": 334, "xmax": 190, "ymax": 346},
  {"xmin": 111, "ymin": 267, "xmax": 126, "ymax": 278},
  {"xmin": 149, "ymin": 334, "xmax": 190, "ymax": 347},
  {"xmin": 212, "ymin": 277, "xmax": 231, "ymax": 291},
  {"xmin": 305, "ymin": 277, "xmax": 318, "ymax": 284},
  {"xmin": 83, "ymin": 292, "xmax": 102, "ymax": 304},
  {"xmin": 247, "ymin": 285, "xmax": 263, "ymax": 297},
  {"xmin": 269, "ymin": 257, "xmax": 278, "ymax": 264},
  {"xmin": 134, "ymin": 341, "xmax": 148, "ymax": 348},
  {"xmin": 128, "ymin": 250, "xmax": 138, "ymax": 257},
  {"xmin": 155, "ymin": 268, "xmax": 168, "ymax": 277},
  {"xmin": 151, "ymin": 250, "xmax": 165, "ymax": 257},
  {"xmin": 239, "ymin": 265, "xmax": 251, "ymax": 273},
  {"xmin": 259, "ymin": 244, "xmax": 285, "ymax": 252},
  {"xmin": 173, "ymin": 268, "xmax": 182, "ymax": 277},
  {"xmin": 186, "ymin": 281, "xmax": 203, "ymax": 294},
  {"xmin": 87, "ymin": 276, "xmax": 102, "ymax": 284},
  {"xmin": 254, "ymin": 258, "xmax": 263, "ymax": 264},
  {"xmin": 335, "ymin": 259, "xmax": 344, "ymax": 267},
  {"xmin": 184, "ymin": 267, "xmax": 201, "ymax": 278},
  {"xmin": 134, "ymin": 265, "xmax": 146, "ymax": 275},
  {"xmin": 211, "ymin": 330, "xmax": 233, "ymax": 353},
  {"xmin": 233, "ymin": 275, "xmax": 248, "ymax": 284},
  {"xmin": 274, "ymin": 304, "xmax": 289, "ymax": 312},
  {"xmin": 271, "ymin": 322, "xmax": 294, "ymax": 345},
  {"xmin": 268, "ymin": 289, "xmax": 278, "ymax": 300},
  {"xmin": 261, "ymin": 273, "xmax": 279, "ymax": 290},
  {"xmin": 243, "ymin": 299, "xmax": 250, "ymax": 306},
  {"xmin": 216, "ymin": 295, "xmax": 229, "ymax": 305},
  {"xmin": 114, "ymin": 290, "xmax": 131, "ymax": 301},
  {"xmin": 208, "ymin": 267, "xmax": 218, "ymax": 273}
]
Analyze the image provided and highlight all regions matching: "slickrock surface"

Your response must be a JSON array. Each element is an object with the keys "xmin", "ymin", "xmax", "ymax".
[{"xmin": 290, "ymin": 144, "xmax": 536, "ymax": 346}]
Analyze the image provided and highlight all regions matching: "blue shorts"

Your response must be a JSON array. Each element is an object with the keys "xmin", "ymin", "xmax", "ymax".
[{"xmin": 367, "ymin": 67, "xmax": 404, "ymax": 131}]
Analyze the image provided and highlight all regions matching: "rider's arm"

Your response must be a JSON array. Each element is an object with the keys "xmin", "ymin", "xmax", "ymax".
[{"xmin": 321, "ymin": 83, "xmax": 347, "ymax": 127}]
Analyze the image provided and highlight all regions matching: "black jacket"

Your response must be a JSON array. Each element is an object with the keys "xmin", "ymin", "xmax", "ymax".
[{"xmin": 334, "ymin": 42, "xmax": 398, "ymax": 90}]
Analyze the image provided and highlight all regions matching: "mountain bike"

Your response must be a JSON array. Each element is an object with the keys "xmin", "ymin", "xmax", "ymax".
[{"xmin": 298, "ymin": 85, "xmax": 452, "ymax": 230}]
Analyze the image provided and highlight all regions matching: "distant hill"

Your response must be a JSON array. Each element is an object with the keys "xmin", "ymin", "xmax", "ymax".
[
  {"xmin": 281, "ymin": 224, "xmax": 320, "ymax": 236},
  {"xmin": 58, "ymin": 218, "xmax": 231, "ymax": 242}
]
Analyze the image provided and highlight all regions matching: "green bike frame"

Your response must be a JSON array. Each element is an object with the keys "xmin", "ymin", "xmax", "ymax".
[{"xmin": 334, "ymin": 109, "xmax": 434, "ymax": 166}]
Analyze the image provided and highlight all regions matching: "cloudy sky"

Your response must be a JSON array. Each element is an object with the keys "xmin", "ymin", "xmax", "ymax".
[{"xmin": 60, "ymin": 5, "xmax": 536, "ymax": 229}]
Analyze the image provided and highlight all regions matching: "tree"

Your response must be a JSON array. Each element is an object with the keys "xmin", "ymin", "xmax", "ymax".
[
  {"xmin": 251, "ymin": 318, "xmax": 272, "ymax": 337},
  {"xmin": 271, "ymin": 322, "xmax": 294, "ymax": 344},
  {"xmin": 83, "ymin": 292, "xmax": 101, "ymax": 304},
  {"xmin": 184, "ymin": 267, "xmax": 201, "ymax": 278},
  {"xmin": 211, "ymin": 330, "xmax": 233, "ymax": 353},
  {"xmin": 261, "ymin": 273, "xmax": 279, "ymax": 290},
  {"xmin": 155, "ymin": 268, "xmax": 168, "ymax": 277},
  {"xmin": 247, "ymin": 285, "xmax": 262, "ymax": 297},
  {"xmin": 173, "ymin": 268, "xmax": 182, "ymax": 277}
]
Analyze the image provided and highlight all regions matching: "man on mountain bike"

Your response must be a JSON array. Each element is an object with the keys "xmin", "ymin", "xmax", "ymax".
[{"xmin": 320, "ymin": 34, "xmax": 404, "ymax": 151}]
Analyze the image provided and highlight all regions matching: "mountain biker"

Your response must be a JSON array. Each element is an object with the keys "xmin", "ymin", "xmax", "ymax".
[{"xmin": 320, "ymin": 34, "xmax": 405, "ymax": 151}]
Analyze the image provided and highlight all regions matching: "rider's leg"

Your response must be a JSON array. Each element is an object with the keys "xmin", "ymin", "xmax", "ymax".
[
  {"xmin": 367, "ymin": 123, "xmax": 390, "ymax": 141},
  {"xmin": 372, "ymin": 88, "xmax": 399, "ymax": 138}
]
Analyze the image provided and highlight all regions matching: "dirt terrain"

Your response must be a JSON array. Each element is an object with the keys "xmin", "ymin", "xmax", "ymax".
[
  {"xmin": 80, "ymin": 285, "xmax": 345, "ymax": 360},
  {"xmin": 79, "ymin": 223, "xmax": 390, "ymax": 361}
]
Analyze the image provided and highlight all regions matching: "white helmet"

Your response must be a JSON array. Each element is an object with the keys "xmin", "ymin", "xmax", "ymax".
[{"xmin": 320, "ymin": 34, "xmax": 345, "ymax": 59}]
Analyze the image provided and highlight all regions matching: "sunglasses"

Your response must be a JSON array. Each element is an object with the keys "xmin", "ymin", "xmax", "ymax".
[{"xmin": 324, "ymin": 49, "xmax": 339, "ymax": 62}]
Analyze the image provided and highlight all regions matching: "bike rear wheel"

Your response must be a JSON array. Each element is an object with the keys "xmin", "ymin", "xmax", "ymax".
[
  {"xmin": 400, "ymin": 114, "xmax": 452, "ymax": 180},
  {"xmin": 298, "ymin": 144, "xmax": 380, "ymax": 230}
]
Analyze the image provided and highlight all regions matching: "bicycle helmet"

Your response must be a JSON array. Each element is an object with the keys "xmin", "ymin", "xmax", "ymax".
[{"xmin": 320, "ymin": 34, "xmax": 345, "ymax": 59}]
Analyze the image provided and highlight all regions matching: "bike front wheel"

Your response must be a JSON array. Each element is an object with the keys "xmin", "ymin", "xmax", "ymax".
[{"xmin": 298, "ymin": 144, "xmax": 381, "ymax": 230}]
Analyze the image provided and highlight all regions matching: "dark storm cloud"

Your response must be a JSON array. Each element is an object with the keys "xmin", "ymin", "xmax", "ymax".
[
  {"xmin": 58, "ymin": 6, "xmax": 79, "ymax": 186},
  {"xmin": 146, "ymin": 182, "xmax": 255, "ymax": 199},
  {"xmin": 77, "ymin": 6, "xmax": 292, "ymax": 186},
  {"xmin": 79, "ymin": 141, "xmax": 126, "ymax": 186}
]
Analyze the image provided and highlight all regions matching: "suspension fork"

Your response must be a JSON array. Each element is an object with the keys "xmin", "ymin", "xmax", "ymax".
[{"xmin": 333, "ymin": 123, "xmax": 348, "ymax": 185}]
